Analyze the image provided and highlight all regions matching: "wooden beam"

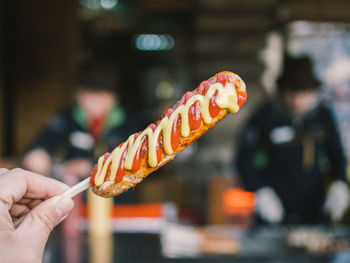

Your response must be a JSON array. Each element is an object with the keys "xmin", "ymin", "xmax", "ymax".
[{"xmin": 290, "ymin": 0, "xmax": 350, "ymax": 23}]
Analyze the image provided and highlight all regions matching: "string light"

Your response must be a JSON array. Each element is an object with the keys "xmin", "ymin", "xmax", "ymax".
[
  {"xmin": 80, "ymin": 0, "xmax": 118, "ymax": 10},
  {"xmin": 134, "ymin": 34, "xmax": 175, "ymax": 51}
]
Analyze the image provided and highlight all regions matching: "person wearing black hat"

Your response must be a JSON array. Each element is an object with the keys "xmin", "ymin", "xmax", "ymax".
[{"xmin": 236, "ymin": 55, "xmax": 349, "ymax": 224}]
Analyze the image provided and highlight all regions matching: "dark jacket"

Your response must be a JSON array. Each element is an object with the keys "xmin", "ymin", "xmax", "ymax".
[
  {"xmin": 29, "ymin": 105, "xmax": 140, "ymax": 162},
  {"xmin": 236, "ymin": 101, "xmax": 346, "ymax": 224}
]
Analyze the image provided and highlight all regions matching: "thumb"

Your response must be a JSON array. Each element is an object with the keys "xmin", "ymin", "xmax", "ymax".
[{"xmin": 18, "ymin": 195, "xmax": 74, "ymax": 253}]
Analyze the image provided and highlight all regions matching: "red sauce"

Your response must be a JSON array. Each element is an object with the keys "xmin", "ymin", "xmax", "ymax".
[
  {"xmin": 179, "ymin": 91, "xmax": 191, "ymax": 105},
  {"xmin": 209, "ymin": 90, "xmax": 220, "ymax": 118},
  {"xmin": 171, "ymin": 91, "xmax": 200, "ymax": 151},
  {"xmin": 156, "ymin": 133, "xmax": 163, "ymax": 162},
  {"xmin": 217, "ymin": 72, "xmax": 227, "ymax": 86},
  {"xmin": 164, "ymin": 107, "xmax": 173, "ymax": 118},
  {"xmin": 189, "ymin": 101, "xmax": 201, "ymax": 130},
  {"xmin": 115, "ymin": 147, "xmax": 128, "ymax": 182},
  {"xmin": 103, "ymin": 152, "xmax": 111, "ymax": 160},
  {"xmin": 198, "ymin": 80, "xmax": 210, "ymax": 95},
  {"xmin": 208, "ymin": 75, "xmax": 217, "ymax": 84},
  {"xmin": 237, "ymin": 89, "xmax": 247, "ymax": 108},
  {"xmin": 131, "ymin": 124, "xmax": 163, "ymax": 171},
  {"xmin": 90, "ymin": 152, "xmax": 111, "ymax": 186},
  {"xmin": 164, "ymin": 103, "xmax": 181, "ymax": 152},
  {"xmin": 90, "ymin": 165, "xmax": 98, "ymax": 186},
  {"xmin": 171, "ymin": 114, "xmax": 181, "ymax": 151},
  {"xmin": 131, "ymin": 133, "xmax": 146, "ymax": 172},
  {"xmin": 178, "ymin": 91, "xmax": 202, "ymax": 131}
]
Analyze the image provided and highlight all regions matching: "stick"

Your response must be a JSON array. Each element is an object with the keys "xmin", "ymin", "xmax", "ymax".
[
  {"xmin": 13, "ymin": 177, "xmax": 91, "ymax": 229},
  {"xmin": 61, "ymin": 177, "xmax": 91, "ymax": 198}
]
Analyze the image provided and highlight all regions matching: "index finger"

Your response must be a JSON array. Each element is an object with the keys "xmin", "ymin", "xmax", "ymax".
[
  {"xmin": 0, "ymin": 168, "xmax": 9, "ymax": 176},
  {"xmin": 0, "ymin": 168, "xmax": 69, "ymax": 211}
]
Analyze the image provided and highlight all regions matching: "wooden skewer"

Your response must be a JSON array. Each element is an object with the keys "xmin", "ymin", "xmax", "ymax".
[
  {"xmin": 61, "ymin": 177, "xmax": 91, "ymax": 198},
  {"xmin": 13, "ymin": 177, "xmax": 91, "ymax": 229}
]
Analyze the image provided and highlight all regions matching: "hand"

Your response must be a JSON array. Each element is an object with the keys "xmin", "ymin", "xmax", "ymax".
[
  {"xmin": 59, "ymin": 159, "xmax": 92, "ymax": 186},
  {"xmin": 0, "ymin": 168, "xmax": 74, "ymax": 263},
  {"xmin": 256, "ymin": 187, "xmax": 284, "ymax": 223},
  {"xmin": 324, "ymin": 180, "xmax": 350, "ymax": 222},
  {"xmin": 22, "ymin": 148, "xmax": 52, "ymax": 176}
]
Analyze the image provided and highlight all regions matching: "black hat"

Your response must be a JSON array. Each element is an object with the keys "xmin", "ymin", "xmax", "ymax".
[{"xmin": 277, "ymin": 54, "xmax": 321, "ymax": 92}]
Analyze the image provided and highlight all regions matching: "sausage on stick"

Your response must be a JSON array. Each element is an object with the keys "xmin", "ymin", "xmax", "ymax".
[{"xmin": 90, "ymin": 71, "xmax": 247, "ymax": 198}]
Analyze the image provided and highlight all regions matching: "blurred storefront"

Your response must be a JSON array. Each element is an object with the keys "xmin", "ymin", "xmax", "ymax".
[{"xmin": 2, "ymin": 0, "xmax": 350, "ymax": 262}]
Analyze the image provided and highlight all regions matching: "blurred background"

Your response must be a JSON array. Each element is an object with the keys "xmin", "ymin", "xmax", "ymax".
[{"xmin": 2, "ymin": 0, "xmax": 350, "ymax": 262}]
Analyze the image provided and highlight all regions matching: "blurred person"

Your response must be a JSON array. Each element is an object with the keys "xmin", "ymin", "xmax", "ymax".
[
  {"xmin": 22, "ymin": 62, "xmax": 140, "ymax": 200},
  {"xmin": 23, "ymin": 63, "xmax": 140, "ymax": 182},
  {"xmin": 236, "ymin": 55, "xmax": 349, "ymax": 225},
  {"xmin": 22, "ymin": 62, "xmax": 140, "ymax": 262},
  {"xmin": 0, "ymin": 168, "xmax": 74, "ymax": 263}
]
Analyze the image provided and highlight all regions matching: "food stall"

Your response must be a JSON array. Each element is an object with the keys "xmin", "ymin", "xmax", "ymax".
[{"xmin": 2, "ymin": 1, "xmax": 350, "ymax": 263}]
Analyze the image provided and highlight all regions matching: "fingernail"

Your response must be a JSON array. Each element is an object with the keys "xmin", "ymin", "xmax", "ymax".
[{"xmin": 54, "ymin": 196, "xmax": 74, "ymax": 218}]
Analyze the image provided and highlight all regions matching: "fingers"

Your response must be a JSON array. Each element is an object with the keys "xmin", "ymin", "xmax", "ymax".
[
  {"xmin": 10, "ymin": 198, "xmax": 43, "ymax": 218},
  {"xmin": 17, "ymin": 198, "xmax": 43, "ymax": 208},
  {"xmin": 18, "ymin": 195, "xmax": 74, "ymax": 255},
  {"xmin": 16, "ymin": 197, "xmax": 37, "ymax": 205},
  {"xmin": 27, "ymin": 199, "xmax": 43, "ymax": 209},
  {"xmin": 0, "ymin": 168, "xmax": 69, "ymax": 211},
  {"xmin": 9, "ymin": 204, "xmax": 31, "ymax": 218},
  {"xmin": 0, "ymin": 168, "xmax": 9, "ymax": 176}
]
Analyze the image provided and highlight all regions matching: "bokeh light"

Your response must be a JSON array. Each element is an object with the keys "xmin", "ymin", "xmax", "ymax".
[{"xmin": 134, "ymin": 34, "xmax": 175, "ymax": 51}]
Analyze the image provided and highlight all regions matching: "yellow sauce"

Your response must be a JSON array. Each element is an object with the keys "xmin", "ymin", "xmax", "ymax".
[{"xmin": 94, "ymin": 77, "xmax": 244, "ymax": 186}]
